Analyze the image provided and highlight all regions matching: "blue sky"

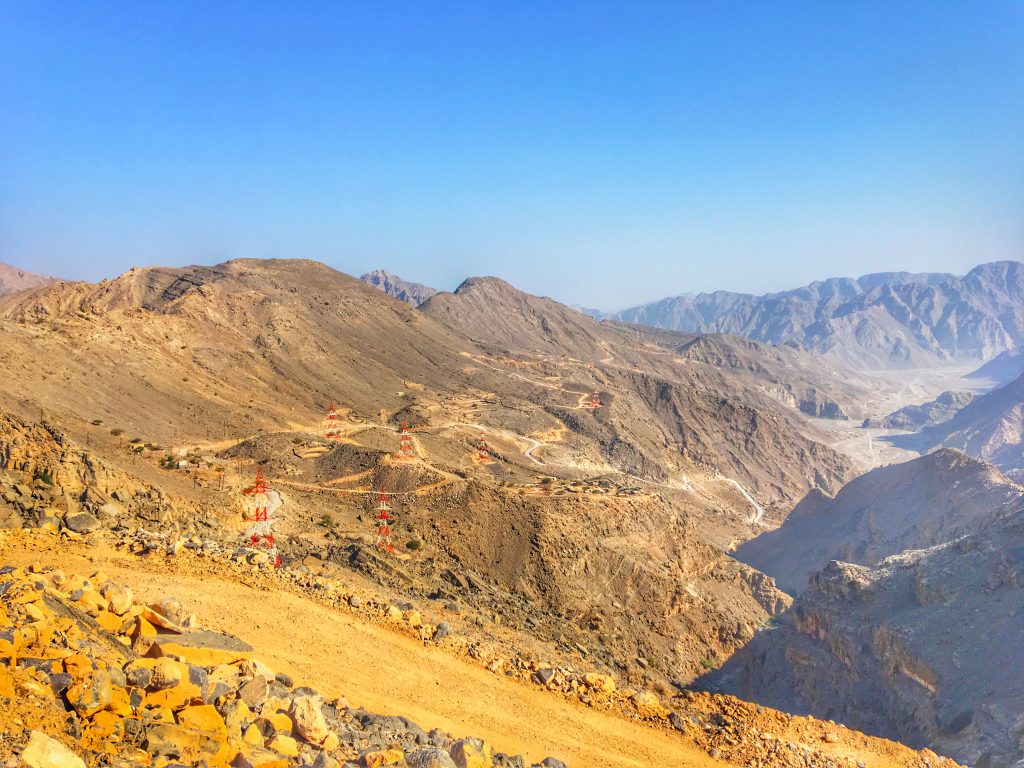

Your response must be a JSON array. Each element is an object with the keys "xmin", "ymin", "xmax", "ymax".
[{"xmin": 2, "ymin": 2, "xmax": 1022, "ymax": 309}]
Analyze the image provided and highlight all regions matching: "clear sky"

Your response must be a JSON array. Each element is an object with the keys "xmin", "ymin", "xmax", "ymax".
[{"xmin": 2, "ymin": 2, "xmax": 1022, "ymax": 309}]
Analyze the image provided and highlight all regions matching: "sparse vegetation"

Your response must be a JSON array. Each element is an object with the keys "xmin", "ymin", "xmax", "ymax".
[
  {"xmin": 33, "ymin": 468, "xmax": 53, "ymax": 486},
  {"xmin": 317, "ymin": 513, "xmax": 337, "ymax": 529},
  {"xmin": 90, "ymin": 419, "xmax": 103, "ymax": 426},
  {"xmin": 109, "ymin": 428, "xmax": 124, "ymax": 436},
  {"xmin": 159, "ymin": 454, "xmax": 177, "ymax": 470},
  {"xmin": 405, "ymin": 539, "xmax": 422, "ymax": 551}
]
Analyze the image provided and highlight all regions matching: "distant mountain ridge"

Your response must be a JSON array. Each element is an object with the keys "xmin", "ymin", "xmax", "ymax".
[
  {"xmin": 360, "ymin": 268, "xmax": 438, "ymax": 306},
  {"xmin": 611, "ymin": 261, "xmax": 1024, "ymax": 368},
  {"xmin": 0, "ymin": 261, "xmax": 57, "ymax": 297}
]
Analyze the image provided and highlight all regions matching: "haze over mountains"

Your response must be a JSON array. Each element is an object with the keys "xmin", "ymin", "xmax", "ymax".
[
  {"xmin": 2, "ymin": 254, "xmax": 1023, "ymax": 766},
  {"xmin": 609, "ymin": 261, "xmax": 1024, "ymax": 368}
]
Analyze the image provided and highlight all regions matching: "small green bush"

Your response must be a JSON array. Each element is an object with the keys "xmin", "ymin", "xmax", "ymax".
[
  {"xmin": 405, "ymin": 539, "xmax": 422, "ymax": 551},
  {"xmin": 33, "ymin": 469, "xmax": 53, "ymax": 486}
]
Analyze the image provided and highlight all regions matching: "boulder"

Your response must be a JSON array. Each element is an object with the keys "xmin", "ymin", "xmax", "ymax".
[
  {"xmin": 64, "ymin": 513, "xmax": 101, "ymax": 534},
  {"xmin": 238, "ymin": 677, "xmax": 269, "ymax": 708},
  {"xmin": 20, "ymin": 731, "xmax": 86, "ymax": 768},
  {"xmin": 291, "ymin": 694, "xmax": 331, "ymax": 744},
  {"xmin": 449, "ymin": 738, "xmax": 494, "ymax": 768}
]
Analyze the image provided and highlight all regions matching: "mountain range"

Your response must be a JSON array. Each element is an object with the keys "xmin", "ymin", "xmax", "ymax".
[{"xmin": 609, "ymin": 261, "xmax": 1024, "ymax": 368}]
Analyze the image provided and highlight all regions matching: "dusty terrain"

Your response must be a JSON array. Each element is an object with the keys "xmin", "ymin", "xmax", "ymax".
[{"xmin": 1, "ymin": 530, "xmax": 961, "ymax": 768}]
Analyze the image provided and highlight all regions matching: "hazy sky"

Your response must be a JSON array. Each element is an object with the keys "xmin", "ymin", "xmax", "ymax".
[{"xmin": 2, "ymin": 2, "xmax": 1022, "ymax": 309}]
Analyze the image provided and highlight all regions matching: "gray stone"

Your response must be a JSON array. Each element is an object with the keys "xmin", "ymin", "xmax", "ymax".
[
  {"xmin": 533, "ymin": 668, "xmax": 556, "ymax": 686},
  {"xmin": 65, "ymin": 513, "xmax": 101, "ymax": 534},
  {"xmin": 406, "ymin": 748, "xmax": 457, "ymax": 768},
  {"xmin": 238, "ymin": 677, "xmax": 269, "ymax": 708}
]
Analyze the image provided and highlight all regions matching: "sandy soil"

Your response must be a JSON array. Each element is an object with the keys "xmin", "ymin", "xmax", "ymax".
[{"xmin": 5, "ymin": 541, "xmax": 725, "ymax": 768}]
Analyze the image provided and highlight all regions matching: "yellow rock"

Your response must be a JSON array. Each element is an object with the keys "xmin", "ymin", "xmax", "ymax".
[
  {"xmin": 243, "ymin": 724, "xmax": 264, "ymax": 747},
  {"xmin": 267, "ymin": 734, "xmax": 299, "ymax": 757},
  {"xmin": 63, "ymin": 653, "xmax": 93, "ymax": 678},
  {"xmin": 450, "ymin": 738, "xmax": 494, "ymax": 768},
  {"xmin": 632, "ymin": 689, "xmax": 668, "ymax": 718},
  {"xmin": 265, "ymin": 711, "xmax": 292, "ymax": 734},
  {"xmin": 94, "ymin": 610, "xmax": 124, "ymax": 633},
  {"xmin": 145, "ymin": 679, "xmax": 201, "ymax": 711},
  {"xmin": 118, "ymin": 746, "xmax": 153, "ymax": 766},
  {"xmin": 582, "ymin": 672, "xmax": 616, "ymax": 694},
  {"xmin": 153, "ymin": 641, "xmax": 250, "ymax": 667},
  {"xmin": 232, "ymin": 745, "xmax": 290, "ymax": 768},
  {"xmin": 177, "ymin": 704, "xmax": 227, "ymax": 736},
  {"xmin": 404, "ymin": 610, "xmax": 422, "ymax": 628},
  {"xmin": 261, "ymin": 695, "xmax": 292, "ymax": 714},
  {"xmin": 362, "ymin": 749, "xmax": 406, "ymax": 768},
  {"xmin": 89, "ymin": 709, "xmax": 125, "ymax": 741},
  {"xmin": 0, "ymin": 666, "xmax": 16, "ymax": 698},
  {"xmin": 24, "ymin": 602, "xmax": 47, "ymax": 623},
  {"xmin": 20, "ymin": 730, "xmax": 86, "ymax": 768},
  {"xmin": 145, "ymin": 723, "xmax": 223, "ymax": 766}
]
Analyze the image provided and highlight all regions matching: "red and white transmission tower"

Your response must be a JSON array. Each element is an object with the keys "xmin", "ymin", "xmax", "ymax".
[
  {"xmin": 588, "ymin": 390, "xmax": 603, "ymax": 408},
  {"xmin": 243, "ymin": 466, "xmax": 281, "ymax": 567},
  {"xmin": 374, "ymin": 490, "xmax": 396, "ymax": 553},
  {"xmin": 323, "ymin": 402, "xmax": 342, "ymax": 441},
  {"xmin": 397, "ymin": 419, "xmax": 415, "ymax": 460},
  {"xmin": 476, "ymin": 433, "xmax": 491, "ymax": 463}
]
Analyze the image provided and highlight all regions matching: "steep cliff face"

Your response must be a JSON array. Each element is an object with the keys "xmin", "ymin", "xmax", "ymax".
[
  {"xmin": 704, "ymin": 504, "xmax": 1024, "ymax": 768},
  {"xmin": 734, "ymin": 451, "xmax": 1023, "ymax": 594},
  {"xmin": 614, "ymin": 261, "xmax": 1024, "ymax": 368}
]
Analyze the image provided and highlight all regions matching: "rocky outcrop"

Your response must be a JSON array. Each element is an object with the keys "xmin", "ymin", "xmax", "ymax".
[
  {"xmin": 735, "ymin": 450, "xmax": 1023, "ymax": 593},
  {"xmin": 0, "ymin": 562, "xmax": 561, "ymax": 768},
  {"xmin": 704, "ymin": 502, "xmax": 1024, "ymax": 767}
]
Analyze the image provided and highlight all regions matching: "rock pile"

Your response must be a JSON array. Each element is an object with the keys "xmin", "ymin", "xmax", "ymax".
[{"xmin": 0, "ymin": 562, "xmax": 563, "ymax": 768}]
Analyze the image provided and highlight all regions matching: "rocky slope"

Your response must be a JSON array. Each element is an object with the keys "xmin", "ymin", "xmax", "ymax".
[
  {"xmin": 897, "ymin": 373, "xmax": 1024, "ymax": 475},
  {"xmin": 862, "ymin": 392, "xmax": 974, "ymax": 430},
  {"xmin": 0, "ymin": 261, "xmax": 56, "ymax": 297},
  {"xmin": 612, "ymin": 261, "xmax": 1024, "ymax": 368},
  {"xmin": 360, "ymin": 269, "xmax": 438, "ymax": 306},
  {"xmin": 702, "ymin": 495, "xmax": 1024, "ymax": 767},
  {"xmin": 0, "ymin": 416, "xmax": 960, "ymax": 768},
  {"xmin": 733, "ymin": 451, "xmax": 1023, "ymax": 594},
  {"xmin": 967, "ymin": 348, "xmax": 1024, "ymax": 387}
]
